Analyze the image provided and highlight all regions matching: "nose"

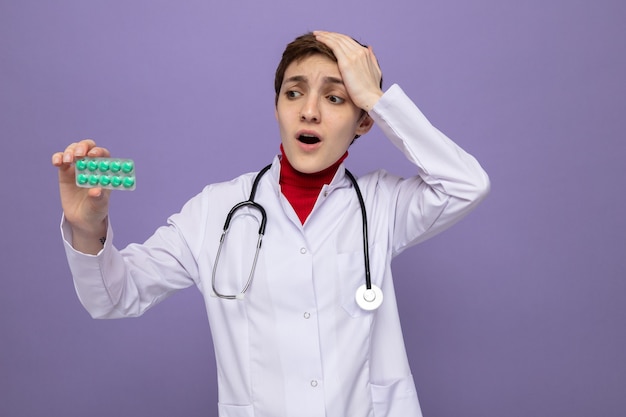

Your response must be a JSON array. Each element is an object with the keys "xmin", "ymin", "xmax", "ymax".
[{"xmin": 300, "ymin": 95, "xmax": 320, "ymax": 122}]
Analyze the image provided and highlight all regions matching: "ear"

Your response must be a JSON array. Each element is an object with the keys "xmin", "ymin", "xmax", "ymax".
[
  {"xmin": 274, "ymin": 107, "xmax": 278, "ymax": 121},
  {"xmin": 355, "ymin": 113, "xmax": 374, "ymax": 137}
]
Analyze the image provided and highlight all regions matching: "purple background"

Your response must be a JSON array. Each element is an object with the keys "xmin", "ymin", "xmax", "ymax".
[{"xmin": 1, "ymin": 0, "xmax": 625, "ymax": 416}]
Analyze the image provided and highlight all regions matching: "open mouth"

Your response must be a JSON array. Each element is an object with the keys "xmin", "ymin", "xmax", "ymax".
[{"xmin": 298, "ymin": 134, "xmax": 321, "ymax": 145}]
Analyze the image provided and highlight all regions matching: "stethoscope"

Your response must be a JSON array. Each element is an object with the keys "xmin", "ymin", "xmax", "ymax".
[{"xmin": 211, "ymin": 164, "xmax": 383, "ymax": 311}]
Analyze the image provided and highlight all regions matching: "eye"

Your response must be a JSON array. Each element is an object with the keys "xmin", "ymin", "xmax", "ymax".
[
  {"xmin": 328, "ymin": 95, "xmax": 345, "ymax": 104},
  {"xmin": 286, "ymin": 90, "xmax": 302, "ymax": 99}
]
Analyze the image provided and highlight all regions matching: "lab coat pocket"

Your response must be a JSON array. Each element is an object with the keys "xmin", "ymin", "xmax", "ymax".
[
  {"xmin": 370, "ymin": 375, "xmax": 422, "ymax": 417},
  {"xmin": 217, "ymin": 403, "xmax": 255, "ymax": 417}
]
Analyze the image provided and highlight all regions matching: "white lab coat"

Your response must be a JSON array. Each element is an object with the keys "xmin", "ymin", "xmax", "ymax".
[{"xmin": 62, "ymin": 84, "xmax": 490, "ymax": 417}]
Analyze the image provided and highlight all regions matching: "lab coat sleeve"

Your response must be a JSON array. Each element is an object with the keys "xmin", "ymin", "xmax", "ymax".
[
  {"xmin": 61, "ymin": 190, "xmax": 206, "ymax": 319},
  {"xmin": 368, "ymin": 84, "xmax": 490, "ymax": 255}
]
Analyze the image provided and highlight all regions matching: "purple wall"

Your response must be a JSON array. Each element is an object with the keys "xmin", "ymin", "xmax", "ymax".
[{"xmin": 2, "ymin": 1, "xmax": 625, "ymax": 416}]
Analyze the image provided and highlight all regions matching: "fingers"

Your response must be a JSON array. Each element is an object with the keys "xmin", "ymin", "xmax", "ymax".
[
  {"xmin": 314, "ymin": 31, "xmax": 357, "ymax": 63},
  {"xmin": 87, "ymin": 186, "xmax": 108, "ymax": 199},
  {"xmin": 312, "ymin": 30, "xmax": 381, "ymax": 72},
  {"xmin": 313, "ymin": 31, "xmax": 375, "ymax": 62},
  {"xmin": 52, "ymin": 139, "xmax": 111, "ymax": 167}
]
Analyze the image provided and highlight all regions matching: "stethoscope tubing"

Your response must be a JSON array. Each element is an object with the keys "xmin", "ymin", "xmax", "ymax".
[
  {"xmin": 211, "ymin": 163, "xmax": 378, "ymax": 308},
  {"xmin": 343, "ymin": 169, "xmax": 372, "ymax": 291},
  {"xmin": 211, "ymin": 165, "xmax": 271, "ymax": 299}
]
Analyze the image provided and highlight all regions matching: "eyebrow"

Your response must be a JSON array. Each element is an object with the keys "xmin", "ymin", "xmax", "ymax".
[{"xmin": 283, "ymin": 75, "xmax": 344, "ymax": 86}]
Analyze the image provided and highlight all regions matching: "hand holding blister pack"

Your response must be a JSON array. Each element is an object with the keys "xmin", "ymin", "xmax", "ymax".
[{"xmin": 75, "ymin": 157, "xmax": 136, "ymax": 190}]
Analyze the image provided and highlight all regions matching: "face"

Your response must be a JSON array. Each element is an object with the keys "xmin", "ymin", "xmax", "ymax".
[{"xmin": 275, "ymin": 54, "xmax": 373, "ymax": 174}]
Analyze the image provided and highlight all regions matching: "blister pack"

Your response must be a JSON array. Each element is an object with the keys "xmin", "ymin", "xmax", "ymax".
[{"xmin": 75, "ymin": 157, "xmax": 136, "ymax": 190}]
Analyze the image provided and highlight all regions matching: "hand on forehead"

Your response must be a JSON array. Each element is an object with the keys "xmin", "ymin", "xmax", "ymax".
[{"xmin": 312, "ymin": 30, "xmax": 383, "ymax": 112}]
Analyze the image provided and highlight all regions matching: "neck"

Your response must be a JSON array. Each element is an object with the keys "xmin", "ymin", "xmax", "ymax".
[{"xmin": 279, "ymin": 145, "xmax": 347, "ymax": 224}]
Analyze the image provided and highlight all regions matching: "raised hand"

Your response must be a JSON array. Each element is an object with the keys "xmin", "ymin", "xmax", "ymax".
[
  {"xmin": 51, "ymin": 139, "xmax": 111, "ymax": 253},
  {"xmin": 313, "ymin": 31, "xmax": 384, "ymax": 112}
]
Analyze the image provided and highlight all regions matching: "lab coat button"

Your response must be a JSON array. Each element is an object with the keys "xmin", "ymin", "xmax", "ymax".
[
  {"xmin": 303, "ymin": 312, "xmax": 311, "ymax": 319},
  {"xmin": 300, "ymin": 247, "xmax": 307, "ymax": 254},
  {"xmin": 310, "ymin": 380, "xmax": 318, "ymax": 387}
]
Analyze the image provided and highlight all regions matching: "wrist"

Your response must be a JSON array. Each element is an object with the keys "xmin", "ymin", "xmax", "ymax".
[
  {"xmin": 69, "ymin": 219, "xmax": 108, "ymax": 255},
  {"xmin": 360, "ymin": 90, "xmax": 384, "ymax": 113},
  {"xmin": 70, "ymin": 218, "xmax": 107, "ymax": 239}
]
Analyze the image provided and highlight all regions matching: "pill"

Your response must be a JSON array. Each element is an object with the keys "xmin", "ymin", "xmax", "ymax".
[
  {"xmin": 98, "ymin": 160, "xmax": 110, "ymax": 172},
  {"xmin": 76, "ymin": 160, "xmax": 88, "ymax": 171},
  {"xmin": 99, "ymin": 176, "xmax": 111, "ymax": 186}
]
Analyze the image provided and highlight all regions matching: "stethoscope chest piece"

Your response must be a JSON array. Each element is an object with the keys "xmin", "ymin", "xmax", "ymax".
[{"xmin": 355, "ymin": 284, "xmax": 383, "ymax": 311}]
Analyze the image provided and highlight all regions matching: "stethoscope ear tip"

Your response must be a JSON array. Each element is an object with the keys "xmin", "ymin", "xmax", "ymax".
[{"xmin": 355, "ymin": 284, "xmax": 383, "ymax": 311}]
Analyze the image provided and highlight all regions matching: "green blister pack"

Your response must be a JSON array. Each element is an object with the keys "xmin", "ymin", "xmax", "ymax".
[{"xmin": 75, "ymin": 157, "xmax": 136, "ymax": 191}]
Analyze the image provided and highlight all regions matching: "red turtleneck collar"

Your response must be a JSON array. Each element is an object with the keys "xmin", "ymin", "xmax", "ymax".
[{"xmin": 279, "ymin": 144, "xmax": 348, "ymax": 224}]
